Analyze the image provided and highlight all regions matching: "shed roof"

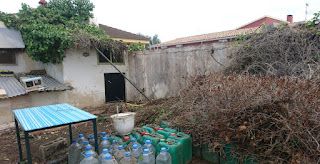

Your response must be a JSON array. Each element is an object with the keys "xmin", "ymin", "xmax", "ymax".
[
  {"xmin": 0, "ymin": 27, "xmax": 25, "ymax": 49},
  {"xmin": 17, "ymin": 74, "xmax": 70, "ymax": 91},
  {"xmin": 99, "ymin": 24, "xmax": 149, "ymax": 41},
  {"xmin": 0, "ymin": 76, "xmax": 27, "ymax": 98}
]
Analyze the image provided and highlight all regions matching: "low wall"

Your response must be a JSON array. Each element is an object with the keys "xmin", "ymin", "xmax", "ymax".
[
  {"xmin": 0, "ymin": 91, "xmax": 67, "ymax": 125},
  {"xmin": 126, "ymin": 43, "xmax": 230, "ymax": 100}
]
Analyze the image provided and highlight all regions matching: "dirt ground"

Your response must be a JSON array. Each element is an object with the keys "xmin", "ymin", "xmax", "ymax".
[{"xmin": 0, "ymin": 105, "xmax": 210, "ymax": 164}]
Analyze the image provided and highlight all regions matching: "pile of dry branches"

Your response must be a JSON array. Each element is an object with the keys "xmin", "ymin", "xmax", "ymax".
[
  {"xmin": 133, "ymin": 73, "xmax": 320, "ymax": 163},
  {"xmin": 225, "ymin": 23, "xmax": 320, "ymax": 79},
  {"xmin": 169, "ymin": 74, "xmax": 320, "ymax": 163},
  {"xmin": 132, "ymin": 22, "xmax": 320, "ymax": 163}
]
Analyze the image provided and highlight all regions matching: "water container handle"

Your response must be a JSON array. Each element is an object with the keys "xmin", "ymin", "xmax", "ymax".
[
  {"xmin": 87, "ymin": 135, "xmax": 93, "ymax": 139},
  {"xmin": 136, "ymin": 144, "xmax": 141, "ymax": 149},
  {"xmin": 73, "ymin": 137, "xmax": 80, "ymax": 143},
  {"xmin": 140, "ymin": 146, "xmax": 148, "ymax": 152},
  {"xmin": 81, "ymin": 151, "xmax": 86, "ymax": 157},
  {"xmin": 123, "ymin": 144, "xmax": 127, "ymax": 148}
]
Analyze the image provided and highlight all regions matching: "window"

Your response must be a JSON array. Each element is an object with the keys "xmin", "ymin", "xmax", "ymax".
[
  {"xmin": 98, "ymin": 49, "xmax": 124, "ymax": 64},
  {"xmin": 0, "ymin": 50, "xmax": 16, "ymax": 64}
]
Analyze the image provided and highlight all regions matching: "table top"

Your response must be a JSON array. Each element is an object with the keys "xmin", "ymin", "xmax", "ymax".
[{"xmin": 13, "ymin": 103, "xmax": 97, "ymax": 132}]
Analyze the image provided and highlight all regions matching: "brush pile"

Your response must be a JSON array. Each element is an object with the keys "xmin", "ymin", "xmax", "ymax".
[
  {"xmin": 133, "ymin": 19, "xmax": 320, "ymax": 163},
  {"xmin": 225, "ymin": 23, "xmax": 320, "ymax": 79},
  {"xmin": 170, "ymin": 74, "xmax": 320, "ymax": 163}
]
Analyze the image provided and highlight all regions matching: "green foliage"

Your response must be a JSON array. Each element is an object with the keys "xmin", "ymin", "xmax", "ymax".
[
  {"xmin": 233, "ymin": 32, "xmax": 247, "ymax": 44},
  {"xmin": 137, "ymin": 33, "xmax": 161, "ymax": 49},
  {"xmin": 0, "ymin": 0, "xmax": 125, "ymax": 64},
  {"xmin": 128, "ymin": 42, "xmax": 145, "ymax": 52},
  {"xmin": 306, "ymin": 11, "xmax": 320, "ymax": 34},
  {"xmin": 20, "ymin": 23, "xmax": 72, "ymax": 63}
]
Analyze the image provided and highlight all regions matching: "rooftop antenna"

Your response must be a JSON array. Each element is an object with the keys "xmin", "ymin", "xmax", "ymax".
[{"xmin": 305, "ymin": 3, "xmax": 309, "ymax": 22}]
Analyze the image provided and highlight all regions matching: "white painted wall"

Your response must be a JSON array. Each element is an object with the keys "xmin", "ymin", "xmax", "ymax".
[
  {"xmin": 44, "ymin": 63, "xmax": 64, "ymax": 84},
  {"xmin": 0, "ymin": 52, "xmax": 44, "ymax": 73},
  {"xmin": 61, "ymin": 49, "xmax": 127, "ymax": 108}
]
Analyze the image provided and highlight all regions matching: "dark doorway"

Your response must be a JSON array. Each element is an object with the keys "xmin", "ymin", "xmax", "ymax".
[{"xmin": 104, "ymin": 73, "xmax": 126, "ymax": 103}]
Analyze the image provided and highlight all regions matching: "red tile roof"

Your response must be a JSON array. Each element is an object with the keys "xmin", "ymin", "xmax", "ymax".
[{"xmin": 158, "ymin": 27, "xmax": 259, "ymax": 46}]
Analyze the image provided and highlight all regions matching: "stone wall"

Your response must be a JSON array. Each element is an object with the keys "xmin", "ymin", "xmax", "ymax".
[{"xmin": 125, "ymin": 43, "xmax": 230, "ymax": 101}]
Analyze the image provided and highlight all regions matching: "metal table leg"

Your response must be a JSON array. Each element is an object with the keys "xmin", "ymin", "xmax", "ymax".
[
  {"xmin": 15, "ymin": 118, "xmax": 23, "ymax": 161},
  {"xmin": 69, "ymin": 124, "xmax": 73, "ymax": 145},
  {"xmin": 24, "ymin": 131, "xmax": 32, "ymax": 164},
  {"xmin": 92, "ymin": 119, "xmax": 99, "ymax": 154}
]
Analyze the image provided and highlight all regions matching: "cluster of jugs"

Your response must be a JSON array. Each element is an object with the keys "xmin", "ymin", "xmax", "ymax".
[
  {"xmin": 68, "ymin": 132, "xmax": 173, "ymax": 164},
  {"xmin": 133, "ymin": 124, "xmax": 192, "ymax": 164}
]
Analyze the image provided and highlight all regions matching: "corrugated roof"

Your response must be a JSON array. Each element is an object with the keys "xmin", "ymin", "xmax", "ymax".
[
  {"xmin": 158, "ymin": 27, "xmax": 259, "ymax": 46},
  {"xmin": 99, "ymin": 24, "xmax": 149, "ymax": 41},
  {"xmin": 17, "ymin": 74, "xmax": 70, "ymax": 91},
  {"xmin": 0, "ymin": 76, "xmax": 27, "ymax": 98},
  {"xmin": 13, "ymin": 103, "xmax": 97, "ymax": 131},
  {"xmin": 0, "ymin": 27, "xmax": 25, "ymax": 48}
]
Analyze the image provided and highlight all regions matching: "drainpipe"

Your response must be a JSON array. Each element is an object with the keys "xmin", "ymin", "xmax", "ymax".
[{"xmin": 96, "ymin": 48, "xmax": 151, "ymax": 103}]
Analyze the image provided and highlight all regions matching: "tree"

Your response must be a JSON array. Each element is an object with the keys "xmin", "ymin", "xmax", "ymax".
[
  {"xmin": 0, "ymin": 0, "xmax": 126, "ymax": 64},
  {"xmin": 150, "ymin": 34, "xmax": 161, "ymax": 45},
  {"xmin": 137, "ymin": 33, "xmax": 161, "ymax": 45}
]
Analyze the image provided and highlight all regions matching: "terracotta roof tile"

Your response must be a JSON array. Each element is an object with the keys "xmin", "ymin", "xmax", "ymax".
[
  {"xmin": 99, "ymin": 24, "xmax": 149, "ymax": 41},
  {"xmin": 160, "ymin": 27, "xmax": 259, "ymax": 46}
]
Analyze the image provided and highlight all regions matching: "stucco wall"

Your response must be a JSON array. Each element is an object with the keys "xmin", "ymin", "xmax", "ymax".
[
  {"xmin": 126, "ymin": 43, "xmax": 229, "ymax": 100},
  {"xmin": 61, "ymin": 49, "xmax": 127, "ymax": 108},
  {"xmin": 44, "ymin": 63, "xmax": 64, "ymax": 84},
  {"xmin": 0, "ymin": 52, "xmax": 44, "ymax": 73}
]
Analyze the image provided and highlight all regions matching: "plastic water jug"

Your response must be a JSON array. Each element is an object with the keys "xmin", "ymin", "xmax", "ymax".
[
  {"xmin": 119, "ymin": 152, "xmax": 135, "ymax": 164},
  {"xmin": 139, "ymin": 149, "xmax": 155, "ymax": 164},
  {"xmin": 156, "ymin": 139, "xmax": 183, "ymax": 164},
  {"xmin": 111, "ymin": 140, "xmax": 120, "ymax": 155},
  {"xmin": 100, "ymin": 154, "xmax": 118, "ymax": 164},
  {"xmin": 127, "ymin": 137, "xmax": 141, "ymax": 151},
  {"xmin": 80, "ymin": 152, "xmax": 98, "ymax": 164},
  {"xmin": 156, "ymin": 148, "xmax": 172, "ymax": 164},
  {"xmin": 99, "ymin": 137, "xmax": 112, "ymax": 154},
  {"xmin": 143, "ymin": 139, "xmax": 156, "ymax": 158},
  {"xmin": 88, "ymin": 135, "xmax": 96, "ymax": 146},
  {"xmin": 131, "ymin": 129, "xmax": 143, "ymax": 143},
  {"xmin": 68, "ymin": 140, "xmax": 82, "ymax": 164},
  {"xmin": 98, "ymin": 149, "xmax": 112, "ymax": 164},
  {"xmin": 142, "ymin": 124, "xmax": 161, "ymax": 134},
  {"xmin": 114, "ymin": 145, "xmax": 126, "ymax": 162},
  {"xmin": 156, "ymin": 128, "xmax": 177, "ymax": 139},
  {"xmin": 79, "ymin": 134, "xmax": 88, "ymax": 148},
  {"xmin": 80, "ymin": 145, "xmax": 98, "ymax": 161},
  {"xmin": 168, "ymin": 132, "xmax": 192, "ymax": 163},
  {"xmin": 110, "ymin": 134, "xmax": 133, "ymax": 146},
  {"xmin": 131, "ymin": 144, "xmax": 142, "ymax": 162},
  {"xmin": 155, "ymin": 139, "xmax": 166, "ymax": 156},
  {"xmin": 141, "ymin": 134, "xmax": 165, "ymax": 148},
  {"xmin": 81, "ymin": 141, "xmax": 94, "ymax": 152}
]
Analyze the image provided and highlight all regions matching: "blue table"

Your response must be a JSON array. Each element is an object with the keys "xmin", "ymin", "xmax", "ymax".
[{"xmin": 13, "ymin": 104, "xmax": 98, "ymax": 163}]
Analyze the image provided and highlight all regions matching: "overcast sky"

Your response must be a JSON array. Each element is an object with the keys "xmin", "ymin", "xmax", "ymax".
[{"xmin": 0, "ymin": 0, "xmax": 319, "ymax": 42}]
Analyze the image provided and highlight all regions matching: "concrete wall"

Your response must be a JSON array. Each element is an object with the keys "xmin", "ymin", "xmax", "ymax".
[
  {"xmin": 126, "ymin": 43, "xmax": 229, "ymax": 100},
  {"xmin": 0, "ymin": 91, "xmax": 67, "ymax": 124},
  {"xmin": 0, "ymin": 52, "xmax": 44, "ymax": 73}
]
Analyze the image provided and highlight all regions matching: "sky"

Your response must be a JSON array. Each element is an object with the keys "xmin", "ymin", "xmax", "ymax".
[{"xmin": 0, "ymin": 0, "xmax": 319, "ymax": 42}]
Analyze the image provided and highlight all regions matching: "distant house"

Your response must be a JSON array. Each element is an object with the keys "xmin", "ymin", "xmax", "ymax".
[
  {"xmin": 99, "ymin": 24, "xmax": 149, "ymax": 46},
  {"xmin": 151, "ymin": 15, "xmax": 293, "ymax": 49}
]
